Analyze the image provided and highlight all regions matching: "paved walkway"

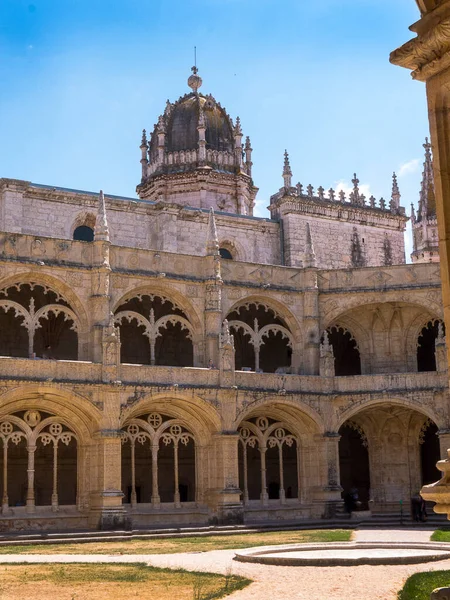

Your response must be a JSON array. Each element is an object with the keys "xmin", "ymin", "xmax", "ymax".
[{"xmin": 0, "ymin": 528, "xmax": 449, "ymax": 599}]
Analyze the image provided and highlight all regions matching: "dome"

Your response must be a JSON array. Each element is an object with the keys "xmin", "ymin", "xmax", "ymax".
[{"xmin": 149, "ymin": 93, "xmax": 234, "ymax": 159}]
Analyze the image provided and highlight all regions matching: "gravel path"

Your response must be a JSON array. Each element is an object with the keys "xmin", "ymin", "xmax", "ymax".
[{"xmin": 0, "ymin": 528, "xmax": 449, "ymax": 599}]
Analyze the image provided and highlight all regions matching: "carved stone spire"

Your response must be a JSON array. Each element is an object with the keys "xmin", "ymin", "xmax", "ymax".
[
  {"xmin": 140, "ymin": 129, "xmax": 148, "ymax": 180},
  {"xmin": 283, "ymin": 150, "xmax": 292, "ymax": 189},
  {"xmin": 349, "ymin": 173, "xmax": 361, "ymax": 206},
  {"xmin": 390, "ymin": 172, "xmax": 401, "ymax": 212},
  {"xmin": 303, "ymin": 222, "xmax": 316, "ymax": 268},
  {"xmin": 418, "ymin": 137, "xmax": 436, "ymax": 222},
  {"xmin": 244, "ymin": 136, "xmax": 253, "ymax": 177},
  {"xmin": 206, "ymin": 207, "xmax": 220, "ymax": 256},
  {"xmin": 94, "ymin": 190, "xmax": 109, "ymax": 242}
]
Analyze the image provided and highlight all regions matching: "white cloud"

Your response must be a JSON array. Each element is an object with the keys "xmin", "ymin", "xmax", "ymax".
[{"xmin": 398, "ymin": 158, "xmax": 420, "ymax": 177}]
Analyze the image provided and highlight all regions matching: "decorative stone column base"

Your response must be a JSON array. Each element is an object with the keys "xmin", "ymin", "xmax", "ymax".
[
  {"xmin": 210, "ymin": 487, "xmax": 243, "ymax": 525},
  {"xmin": 89, "ymin": 489, "xmax": 128, "ymax": 530}
]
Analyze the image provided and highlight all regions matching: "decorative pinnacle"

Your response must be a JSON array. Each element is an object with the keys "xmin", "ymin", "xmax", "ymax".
[
  {"xmin": 283, "ymin": 150, "xmax": 292, "ymax": 189},
  {"xmin": 424, "ymin": 136, "xmax": 432, "ymax": 160},
  {"xmin": 390, "ymin": 171, "xmax": 401, "ymax": 212},
  {"xmin": 303, "ymin": 222, "xmax": 316, "ymax": 268},
  {"xmin": 245, "ymin": 136, "xmax": 252, "ymax": 151},
  {"xmin": 140, "ymin": 129, "xmax": 147, "ymax": 147},
  {"xmin": 188, "ymin": 65, "xmax": 203, "ymax": 92},
  {"xmin": 94, "ymin": 190, "xmax": 109, "ymax": 242},
  {"xmin": 206, "ymin": 207, "xmax": 220, "ymax": 256},
  {"xmin": 234, "ymin": 116, "xmax": 242, "ymax": 136}
]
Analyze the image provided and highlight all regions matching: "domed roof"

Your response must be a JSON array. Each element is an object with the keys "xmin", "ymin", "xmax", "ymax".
[
  {"xmin": 166, "ymin": 94, "xmax": 234, "ymax": 154},
  {"xmin": 148, "ymin": 69, "xmax": 236, "ymax": 162}
]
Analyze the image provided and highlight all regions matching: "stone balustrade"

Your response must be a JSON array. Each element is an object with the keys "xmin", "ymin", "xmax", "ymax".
[{"xmin": 0, "ymin": 356, "xmax": 444, "ymax": 395}]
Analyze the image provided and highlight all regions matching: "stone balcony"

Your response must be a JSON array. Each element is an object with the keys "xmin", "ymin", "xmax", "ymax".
[{"xmin": 0, "ymin": 356, "xmax": 445, "ymax": 396}]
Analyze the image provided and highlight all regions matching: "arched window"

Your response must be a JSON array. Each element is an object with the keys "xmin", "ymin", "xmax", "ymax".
[
  {"xmin": 326, "ymin": 326, "xmax": 361, "ymax": 376},
  {"xmin": 121, "ymin": 412, "xmax": 196, "ymax": 508},
  {"xmin": 73, "ymin": 225, "xmax": 94, "ymax": 242},
  {"xmin": 114, "ymin": 294, "xmax": 194, "ymax": 366},
  {"xmin": 219, "ymin": 248, "xmax": 233, "ymax": 260},
  {"xmin": 227, "ymin": 302, "xmax": 293, "ymax": 373},
  {"xmin": 238, "ymin": 417, "xmax": 298, "ymax": 505},
  {"xmin": 0, "ymin": 283, "xmax": 78, "ymax": 360},
  {"xmin": 417, "ymin": 320, "xmax": 445, "ymax": 372},
  {"xmin": 338, "ymin": 421, "xmax": 370, "ymax": 511},
  {"xmin": 0, "ymin": 410, "xmax": 77, "ymax": 511}
]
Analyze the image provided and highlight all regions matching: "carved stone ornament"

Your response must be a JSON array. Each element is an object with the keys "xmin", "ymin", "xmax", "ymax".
[{"xmin": 390, "ymin": 14, "xmax": 450, "ymax": 81}]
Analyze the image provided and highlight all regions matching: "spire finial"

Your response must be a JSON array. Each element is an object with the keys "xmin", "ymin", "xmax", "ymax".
[
  {"xmin": 418, "ymin": 136, "xmax": 436, "ymax": 221},
  {"xmin": 188, "ymin": 50, "xmax": 202, "ymax": 92},
  {"xmin": 140, "ymin": 129, "xmax": 147, "ymax": 147},
  {"xmin": 303, "ymin": 222, "xmax": 317, "ymax": 268},
  {"xmin": 390, "ymin": 171, "xmax": 401, "ymax": 212},
  {"xmin": 94, "ymin": 190, "xmax": 109, "ymax": 242},
  {"xmin": 206, "ymin": 207, "xmax": 219, "ymax": 256},
  {"xmin": 283, "ymin": 150, "xmax": 292, "ymax": 189},
  {"xmin": 350, "ymin": 173, "xmax": 361, "ymax": 205}
]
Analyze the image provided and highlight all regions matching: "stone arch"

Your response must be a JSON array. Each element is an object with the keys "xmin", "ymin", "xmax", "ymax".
[
  {"xmin": 120, "ymin": 394, "xmax": 219, "ymax": 508},
  {"xmin": 120, "ymin": 392, "xmax": 221, "ymax": 445},
  {"xmin": 0, "ymin": 279, "xmax": 85, "ymax": 360},
  {"xmin": 337, "ymin": 400, "xmax": 441, "ymax": 512},
  {"xmin": 71, "ymin": 212, "xmax": 96, "ymax": 239},
  {"xmin": 112, "ymin": 283, "xmax": 203, "ymax": 337},
  {"xmin": 236, "ymin": 400, "xmax": 324, "ymax": 506},
  {"xmin": 322, "ymin": 296, "xmax": 443, "ymax": 330},
  {"xmin": 218, "ymin": 239, "xmax": 241, "ymax": 261},
  {"xmin": 322, "ymin": 320, "xmax": 362, "ymax": 376},
  {"xmin": 0, "ymin": 273, "xmax": 89, "ymax": 336},
  {"xmin": 336, "ymin": 396, "xmax": 444, "ymax": 432},
  {"xmin": 405, "ymin": 312, "xmax": 444, "ymax": 372},
  {"xmin": 225, "ymin": 296, "xmax": 301, "ymax": 373},
  {"xmin": 225, "ymin": 295, "xmax": 301, "ymax": 341},
  {"xmin": 0, "ymin": 385, "xmax": 102, "ymax": 440},
  {"xmin": 113, "ymin": 286, "xmax": 201, "ymax": 367},
  {"xmin": 0, "ymin": 385, "xmax": 101, "ymax": 513}
]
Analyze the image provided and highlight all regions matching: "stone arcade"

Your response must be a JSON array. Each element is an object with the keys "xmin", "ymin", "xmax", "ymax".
[{"xmin": 0, "ymin": 68, "xmax": 447, "ymax": 531}]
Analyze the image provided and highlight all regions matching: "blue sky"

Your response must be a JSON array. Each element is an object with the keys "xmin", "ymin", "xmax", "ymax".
[{"xmin": 0, "ymin": 0, "xmax": 426, "ymax": 258}]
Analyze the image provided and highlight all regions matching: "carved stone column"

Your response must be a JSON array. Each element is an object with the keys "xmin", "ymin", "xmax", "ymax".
[
  {"xmin": 204, "ymin": 256, "xmax": 223, "ymax": 368},
  {"xmin": 391, "ymin": 1, "xmax": 450, "ymax": 376},
  {"xmin": 322, "ymin": 432, "xmax": 343, "ymax": 518},
  {"xmin": 391, "ymin": 0, "xmax": 450, "ymax": 518},
  {"xmin": 89, "ymin": 429, "xmax": 126, "ymax": 530},
  {"xmin": 211, "ymin": 432, "xmax": 243, "ymax": 524},
  {"xmin": 302, "ymin": 270, "xmax": 320, "ymax": 375}
]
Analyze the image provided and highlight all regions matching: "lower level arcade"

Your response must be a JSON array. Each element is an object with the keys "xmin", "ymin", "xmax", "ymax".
[{"xmin": 0, "ymin": 394, "xmax": 444, "ymax": 531}]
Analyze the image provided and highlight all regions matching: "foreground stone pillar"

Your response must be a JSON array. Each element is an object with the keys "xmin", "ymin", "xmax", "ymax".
[
  {"xmin": 322, "ymin": 432, "xmax": 343, "ymax": 518},
  {"xmin": 211, "ymin": 433, "xmax": 243, "ymax": 524},
  {"xmin": 89, "ymin": 431, "xmax": 126, "ymax": 530},
  {"xmin": 391, "ymin": 0, "xmax": 450, "ymax": 518}
]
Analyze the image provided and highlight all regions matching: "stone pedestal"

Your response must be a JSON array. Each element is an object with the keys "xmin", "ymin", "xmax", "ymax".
[{"xmin": 89, "ymin": 431, "xmax": 126, "ymax": 530}]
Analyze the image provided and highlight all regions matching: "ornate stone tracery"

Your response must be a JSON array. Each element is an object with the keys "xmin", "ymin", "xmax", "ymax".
[
  {"xmin": 0, "ymin": 410, "xmax": 77, "ymax": 514},
  {"xmin": 238, "ymin": 417, "xmax": 298, "ymax": 505},
  {"xmin": 121, "ymin": 412, "xmax": 196, "ymax": 508}
]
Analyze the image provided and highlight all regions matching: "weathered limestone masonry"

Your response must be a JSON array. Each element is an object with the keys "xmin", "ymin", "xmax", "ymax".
[{"xmin": 0, "ymin": 67, "xmax": 447, "ymax": 531}]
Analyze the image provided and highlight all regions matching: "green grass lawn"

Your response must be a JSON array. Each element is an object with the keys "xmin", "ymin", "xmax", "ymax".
[
  {"xmin": 0, "ymin": 528, "xmax": 352, "ymax": 555},
  {"xmin": 431, "ymin": 529, "xmax": 450, "ymax": 542},
  {"xmin": 398, "ymin": 571, "xmax": 450, "ymax": 599}
]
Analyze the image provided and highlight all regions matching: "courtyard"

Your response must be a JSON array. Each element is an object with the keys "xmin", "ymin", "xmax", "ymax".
[{"xmin": 0, "ymin": 527, "xmax": 449, "ymax": 599}]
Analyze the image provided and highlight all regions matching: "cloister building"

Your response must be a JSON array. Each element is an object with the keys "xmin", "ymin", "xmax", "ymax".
[{"xmin": 0, "ymin": 68, "xmax": 447, "ymax": 531}]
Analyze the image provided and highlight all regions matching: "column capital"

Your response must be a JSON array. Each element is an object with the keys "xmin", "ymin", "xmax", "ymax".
[{"xmin": 390, "ymin": 3, "xmax": 450, "ymax": 81}]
